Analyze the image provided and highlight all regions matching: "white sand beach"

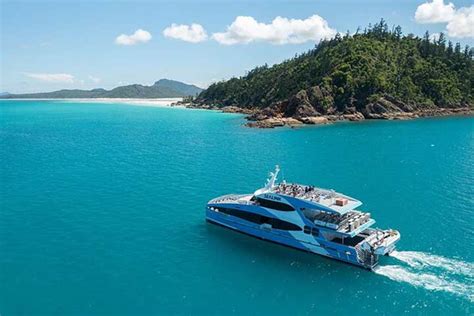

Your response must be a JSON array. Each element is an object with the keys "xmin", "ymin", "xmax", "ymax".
[
  {"xmin": 62, "ymin": 98, "xmax": 184, "ymax": 107},
  {"xmin": 3, "ymin": 98, "xmax": 184, "ymax": 107}
]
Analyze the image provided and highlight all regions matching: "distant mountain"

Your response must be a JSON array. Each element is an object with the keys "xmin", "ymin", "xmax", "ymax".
[
  {"xmin": 153, "ymin": 79, "xmax": 202, "ymax": 97},
  {"xmin": 0, "ymin": 92, "xmax": 9, "ymax": 96},
  {"xmin": 1, "ymin": 79, "xmax": 202, "ymax": 99}
]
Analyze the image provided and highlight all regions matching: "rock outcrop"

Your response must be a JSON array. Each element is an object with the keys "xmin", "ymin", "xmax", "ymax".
[
  {"xmin": 246, "ymin": 117, "xmax": 303, "ymax": 128},
  {"xmin": 191, "ymin": 90, "xmax": 472, "ymax": 128},
  {"xmin": 285, "ymin": 90, "xmax": 320, "ymax": 118},
  {"xmin": 307, "ymin": 86, "xmax": 334, "ymax": 114},
  {"xmin": 220, "ymin": 106, "xmax": 255, "ymax": 114},
  {"xmin": 299, "ymin": 116, "xmax": 330, "ymax": 125}
]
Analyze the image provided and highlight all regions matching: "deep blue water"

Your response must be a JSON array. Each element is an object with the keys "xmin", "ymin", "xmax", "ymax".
[{"xmin": 1, "ymin": 100, "xmax": 473, "ymax": 315}]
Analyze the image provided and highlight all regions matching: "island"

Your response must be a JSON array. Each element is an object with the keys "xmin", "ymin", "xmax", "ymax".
[
  {"xmin": 190, "ymin": 20, "xmax": 473, "ymax": 128},
  {"xmin": 0, "ymin": 79, "xmax": 202, "ymax": 99}
]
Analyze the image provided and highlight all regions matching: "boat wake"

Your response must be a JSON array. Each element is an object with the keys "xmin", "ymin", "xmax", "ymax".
[
  {"xmin": 373, "ymin": 251, "xmax": 474, "ymax": 302},
  {"xmin": 390, "ymin": 250, "xmax": 474, "ymax": 278}
]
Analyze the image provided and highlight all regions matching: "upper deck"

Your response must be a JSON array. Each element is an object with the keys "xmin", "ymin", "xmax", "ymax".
[
  {"xmin": 271, "ymin": 183, "xmax": 362, "ymax": 215},
  {"xmin": 209, "ymin": 166, "xmax": 363, "ymax": 215},
  {"xmin": 208, "ymin": 194, "xmax": 253, "ymax": 205}
]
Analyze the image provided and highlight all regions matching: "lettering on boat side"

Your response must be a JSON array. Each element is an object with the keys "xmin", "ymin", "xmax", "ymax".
[{"xmin": 263, "ymin": 194, "xmax": 281, "ymax": 201}]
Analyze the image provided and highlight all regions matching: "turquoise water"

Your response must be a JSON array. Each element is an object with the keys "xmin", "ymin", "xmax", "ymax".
[{"xmin": 1, "ymin": 100, "xmax": 473, "ymax": 315}]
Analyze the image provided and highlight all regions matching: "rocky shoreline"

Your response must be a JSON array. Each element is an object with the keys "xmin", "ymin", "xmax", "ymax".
[
  {"xmin": 178, "ymin": 96, "xmax": 473, "ymax": 129},
  {"xmin": 244, "ymin": 107, "xmax": 473, "ymax": 128}
]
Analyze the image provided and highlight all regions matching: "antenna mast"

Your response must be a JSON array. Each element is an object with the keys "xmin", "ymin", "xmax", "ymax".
[{"xmin": 265, "ymin": 165, "xmax": 280, "ymax": 190}]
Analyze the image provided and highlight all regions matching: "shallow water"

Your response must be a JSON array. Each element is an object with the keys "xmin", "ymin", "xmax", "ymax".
[{"xmin": 1, "ymin": 100, "xmax": 473, "ymax": 315}]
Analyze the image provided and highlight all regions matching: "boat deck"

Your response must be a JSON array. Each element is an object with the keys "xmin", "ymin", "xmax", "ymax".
[
  {"xmin": 302, "ymin": 208, "xmax": 375, "ymax": 236},
  {"xmin": 272, "ymin": 183, "xmax": 362, "ymax": 214},
  {"xmin": 208, "ymin": 194, "xmax": 253, "ymax": 205}
]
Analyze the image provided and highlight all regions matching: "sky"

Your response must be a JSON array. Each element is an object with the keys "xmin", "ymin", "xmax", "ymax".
[{"xmin": 1, "ymin": 0, "xmax": 473, "ymax": 93}]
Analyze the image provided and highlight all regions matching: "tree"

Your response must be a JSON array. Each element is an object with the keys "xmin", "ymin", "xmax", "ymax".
[
  {"xmin": 421, "ymin": 31, "xmax": 431, "ymax": 57},
  {"xmin": 437, "ymin": 32, "xmax": 446, "ymax": 49},
  {"xmin": 447, "ymin": 41, "xmax": 453, "ymax": 56},
  {"xmin": 394, "ymin": 25, "xmax": 402, "ymax": 40},
  {"xmin": 464, "ymin": 45, "xmax": 470, "ymax": 58},
  {"xmin": 455, "ymin": 42, "xmax": 462, "ymax": 55}
]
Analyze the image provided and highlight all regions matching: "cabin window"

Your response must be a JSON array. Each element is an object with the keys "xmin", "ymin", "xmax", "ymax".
[
  {"xmin": 304, "ymin": 226, "xmax": 311, "ymax": 234},
  {"xmin": 259, "ymin": 216, "xmax": 271, "ymax": 225},
  {"xmin": 311, "ymin": 228, "xmax": 319, "ymax": 236},
  {"xmin": 218, "ymin": 207, "xmax": 260, "ymax": 224},
  {"xmin": 256, "ymin": 197, "xmax": 294, "ymax": 211},
  {"xmin": 271, "ymin": 218, "xmax": 302, "ymax": 231},
  {"xmin": 217, "ymin": 207, "xmax": 301, "ymax": 231}
]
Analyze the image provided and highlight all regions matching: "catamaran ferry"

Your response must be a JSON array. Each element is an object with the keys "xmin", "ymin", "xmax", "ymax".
[{"xmin": 206, "ymin": 166, "xmax": 400, "ymax": 270}]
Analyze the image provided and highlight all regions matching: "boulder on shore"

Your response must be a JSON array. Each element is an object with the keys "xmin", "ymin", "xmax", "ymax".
[
  {"xmin": 299, "ymin": 116, "xmax": 330, "ymax": 125},
  {"xmin": 220, "ymin": 106, "xmax": 255, "ymax": 114},
  {"xmin": 246, "ymin": 118, "xmax": 285, "ymax": 128},
  {"xmin": 342, "ymin": 112, "xmax": 365, "ymax": 121},
  {"xmin": 246, "ymin": 117, "xmax": 303, "ymax": 128}
]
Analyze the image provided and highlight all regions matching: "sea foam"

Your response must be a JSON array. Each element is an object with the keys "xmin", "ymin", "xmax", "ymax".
[
  {"xmin": 375, "ymin": 251, "xmax": 474, "ymax": 302},
  {"xmin": 390, "ymin": 251, "xmax": 474, "ymax": 278}
]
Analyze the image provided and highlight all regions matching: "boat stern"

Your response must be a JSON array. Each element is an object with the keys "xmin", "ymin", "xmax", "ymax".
[
  {"xmin": 373, "ymin": 229, "xmax": 400, "ymax": 256},
  {"xmin": 360, "ymin": 229, "xmax": 400, "ymax": 256},
  {"xmin": 356, "ymin": 229, "xmax": 400, "ymax": 269}
]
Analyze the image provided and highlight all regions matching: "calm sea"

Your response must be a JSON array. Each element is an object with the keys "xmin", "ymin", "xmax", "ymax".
[{"xmin": 1, "ymin": 100, "xmax": 473, "ymax": 315}]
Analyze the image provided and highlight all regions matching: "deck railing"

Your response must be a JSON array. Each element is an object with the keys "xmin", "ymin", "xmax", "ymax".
[{"xmin": 210, "ymin": 194, "xmax": 252, "ymax": 205}]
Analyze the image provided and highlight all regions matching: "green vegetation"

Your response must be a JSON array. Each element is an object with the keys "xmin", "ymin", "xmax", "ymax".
[
  {"xmin": 2, "ymin": 79, "xmax": 202, "ymax": 99},
  {"xmin": 197, "ymin": 20, "xmax": 473, "ymax": 113}
]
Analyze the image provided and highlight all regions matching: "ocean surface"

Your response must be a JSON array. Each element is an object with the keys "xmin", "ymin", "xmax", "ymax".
[{"xmin": 1, "ymin": 100, "xmax": 473, "ymax": 315}]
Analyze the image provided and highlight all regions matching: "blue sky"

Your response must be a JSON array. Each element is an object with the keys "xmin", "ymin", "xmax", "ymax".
[{"xmin": 1, "ymin": 0, "xmax": 473, "ymax": 93}]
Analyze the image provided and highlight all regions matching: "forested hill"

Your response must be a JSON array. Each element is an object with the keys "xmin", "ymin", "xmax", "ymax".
[
  {"xmin": 195, "ymin": 20, "xmax": 473, "ymax": 120},
  {"xmin": 2, "ymin": 79, "xmax": 202, "ymax": 99}
]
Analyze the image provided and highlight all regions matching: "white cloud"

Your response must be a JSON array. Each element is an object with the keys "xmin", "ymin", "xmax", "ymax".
[
  {"xmin": 25, "ymin": 73, "xmax": 74, "ymax": 83},
  {"xmin": 115, "ymin": 29, "xmax": 152, "ymax": 45},
  {"xmin": 212, "ymin": 15, "xmax": 337, "ymax": 45},
  {"xmin": 163, "ymin": 23, "xmax": 208, "ymax": 43},
  {"xmin": 415, "ymin": 0, "xmax": 455, "ymax": 23},
  {"xmin": 415, "ymin": 0, "xmax": 474, "ymax": 38},
  {"xmin": 88, "ymin": 75, "xmax": 101, "ymax": 84},
  {"xmin": 446, "ymin": 6, "xmax": 474, "ymax": 38}
]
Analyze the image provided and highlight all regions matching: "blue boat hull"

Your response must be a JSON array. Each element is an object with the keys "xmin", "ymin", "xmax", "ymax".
[{"xmin": 206, "ymin": 208, "xmax": 375, "ymax": 270}]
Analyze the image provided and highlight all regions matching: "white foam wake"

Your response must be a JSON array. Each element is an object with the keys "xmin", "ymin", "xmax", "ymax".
[
  {"xmin": 391, "ymin": 251, "xmax": 474, "ymax": 278},
  {"xmin": 374, "ymin": 265, "xmax": 474, "ymax": 302}
]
